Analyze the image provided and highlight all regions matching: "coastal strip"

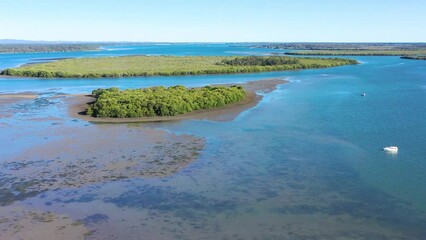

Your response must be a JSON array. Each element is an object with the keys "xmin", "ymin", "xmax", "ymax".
[
  {"xmin": 285, "ymin": 50, "xmax": 426, "ymax": 56},
  {"xmin": 400, "ymin": 56, "xmax": 426, "ymax": 60},
  {"xmin": 0, "ymin": 43, "xmax": 100, "ymax": 54}
]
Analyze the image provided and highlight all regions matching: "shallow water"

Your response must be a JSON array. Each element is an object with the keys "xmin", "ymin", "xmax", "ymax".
[{"xmin": 1, "ymin": 44, "xmax": 425, "ymax": 239}]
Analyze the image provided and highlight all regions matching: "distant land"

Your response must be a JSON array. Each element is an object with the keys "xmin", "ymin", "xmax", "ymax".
[
  {"xmin": 249, "ymin": 43, "xmax": 426, "ymax": 57},
  {"xmin": 0, "ymin": 39, "xmax": 176, "ymax": 54},
  {"xmin": 0, "ymin": 39, "xmax": 178, "ymax": 45},
  {"xmin": 284, "ymin": 50, "xmax": 426, "ymax": 56},
  {"xmin": 0, "ymin": 39, "xmax": 70, "ymax": 44},
  {"xmin": 249, "ymin": 42, "xmax": 426, "ymax": 50},
  {"xmin": 0, "ymin": 44, "xmax": 101, "ymax": 54},
  {"xmin": 400, "ymin": 56, "xmax": 426, "ymax": 60},
  {"xmin": 2, "ymin": 40, "xmax": 426, "ymax": 57}
]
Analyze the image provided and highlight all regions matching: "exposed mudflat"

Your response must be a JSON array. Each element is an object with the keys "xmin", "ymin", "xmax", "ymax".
[{"xmin": 0, "ymin": 92, "xmax": 38, "ymax": 105}]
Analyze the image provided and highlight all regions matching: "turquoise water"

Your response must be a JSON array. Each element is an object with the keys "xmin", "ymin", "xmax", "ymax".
[{"xmin": 1, "ymin": 44, "xmax": 425, "ymax": 239}]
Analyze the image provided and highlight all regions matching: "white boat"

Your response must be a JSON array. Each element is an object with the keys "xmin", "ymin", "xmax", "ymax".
[
  {"xmin": 382, "ymin": 146, "xmax": 398, "ymax": 153},
  {"xmin": 361, "ymin": 93, "xmax": 366, "ymax": 97}
]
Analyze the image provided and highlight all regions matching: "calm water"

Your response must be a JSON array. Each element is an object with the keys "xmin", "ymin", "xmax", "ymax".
[{"xmin": 0, "ymin": 44, "xmax": 425, "ymax": 239}]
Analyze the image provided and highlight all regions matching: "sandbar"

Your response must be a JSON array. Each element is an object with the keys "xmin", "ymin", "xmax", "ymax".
[{"xmin": 0, "ymin": 92, "xmax": 38, "ymax": 105}]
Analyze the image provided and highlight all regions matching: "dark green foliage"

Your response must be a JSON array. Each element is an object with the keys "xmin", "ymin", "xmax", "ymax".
[
  {"xmin": 86, "ymin": 85, "xmax": 246, "ymax": 118},
  {"xmin": 248, "ymin": 43, "xmax": 426, "ymax": 56},
  {"xmin": 249, "ymin": 43, "xmax": 426, "ymax": 51},
  {"xmin": 0, "ymin": 44, "xmax": 100, "ymax": 54},
  {"xmin": 220, "ymin": 56, "xmax": 300, "ymax": 66},
  {"xmin": 285, "ymin": 50, "xmax": 426, "ymax": 56},
  {"xmin": 401, "ymin": 56, "xmax": 426, "ymax": 60}
]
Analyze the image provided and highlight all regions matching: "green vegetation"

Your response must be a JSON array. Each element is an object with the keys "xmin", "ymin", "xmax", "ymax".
[
  {"xmin": 285, "ymin": 50, "xmax": 426, "ymax": 56},
  {"xmin": 0, "ymin": 55, "xmax": 358, "ymax": 78},
  {"xmin": 219, "ymin": 56, "xmax": 300, "ymax": 65},
  {"xmin": 246, "ymin": 43, "xmax": 426, "ymax": 56},
  {"xmin": 250, "ymin": 43, "xmax": 426, "ymax": 50},
  {"xmin": 0, "ymin": 44, "xmax": 100, "ymax": 54},
  {"xmin": 86, "ymin": 85, "xmax": 246, "ymax": 118},
  {"xmin": 401, "ymin": 56, "xmax": 426, "ymax": 60}
]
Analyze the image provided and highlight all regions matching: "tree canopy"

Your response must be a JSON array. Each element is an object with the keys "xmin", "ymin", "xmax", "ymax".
[{"xmin": 87, "ymin": 85, "xmax": 246, "ymax": 118}]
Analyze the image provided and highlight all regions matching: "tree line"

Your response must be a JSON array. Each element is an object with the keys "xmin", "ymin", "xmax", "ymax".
[
  {"xmin": 0, "ymin": 44, "xmax": 100, "ymax": 54},
  {"xmin": 219, "ymin": 56, "xmax": 300, "ymax": 66}
]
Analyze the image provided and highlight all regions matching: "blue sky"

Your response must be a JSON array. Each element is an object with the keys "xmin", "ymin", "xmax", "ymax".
[{"xmin": 0, "ymin": 0, "xmax": 425, "ymax": 42}]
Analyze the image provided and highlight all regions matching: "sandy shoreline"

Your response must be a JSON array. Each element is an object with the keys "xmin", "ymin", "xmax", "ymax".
[
  {"xmin": 68, "ymin": 78, "xmax": 287, "ymax": 123},
  {"xmin": 0, "ymin": 91, "xmax": 38, "ymax": 99}
]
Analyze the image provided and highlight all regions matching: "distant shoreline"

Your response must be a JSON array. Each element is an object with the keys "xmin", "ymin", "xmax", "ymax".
[
  {"xmin": 400, "ymin": 56, "xmax": 426, "ymax": 60},
  {"xmin": 0, "ymin": 43, "xmax": 100, "ymax": 54},
  {"xmin": 67, "ymin": 79, "xmax": 287, "ymax": 123},
  {"xmin": 283, "ymin": 50, "xmax": 426, "ymax": 56},
  {"xmin": 247, "ymin": 43, "xmax": 426, "ymax": 57}
]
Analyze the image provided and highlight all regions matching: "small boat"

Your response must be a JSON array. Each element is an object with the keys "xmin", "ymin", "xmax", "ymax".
[
  {"xmin": 382, "ymin": 146, "xmax": 398, "ymax": 153},
  {"xmin": 361, "ymin": 93, "xmax": 366, "ymax": 97}
]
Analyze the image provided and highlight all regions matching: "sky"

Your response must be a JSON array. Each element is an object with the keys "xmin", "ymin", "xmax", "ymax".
[{"xmin": 0, "ymin": 0, "xmax": 425, "ymax": 42}]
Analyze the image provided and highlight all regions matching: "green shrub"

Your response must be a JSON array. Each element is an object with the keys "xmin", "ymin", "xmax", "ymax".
[{"xmin": 87, "ymin": 85, "xmax": 246, "ymax": 118}]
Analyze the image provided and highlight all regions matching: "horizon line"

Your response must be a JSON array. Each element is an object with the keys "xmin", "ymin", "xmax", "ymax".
[{"xmin": 1, "ymin": 39, "xmax": 426, "ymax": 44}]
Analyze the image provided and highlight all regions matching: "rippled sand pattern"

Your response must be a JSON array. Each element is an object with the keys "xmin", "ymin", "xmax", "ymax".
[
  {"xmin": 0, "ymin": 125, "xmax": 204, "ymax": 206},
  {"xmin": 0, "ymin": 206, "xmax": 89, "ymax": 240}
]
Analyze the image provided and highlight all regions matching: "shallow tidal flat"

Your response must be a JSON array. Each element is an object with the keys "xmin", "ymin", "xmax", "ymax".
[
  {"xmin": 0, "ymin": 79, "xmax": 286, "ymax": 239},
  {"xmin": 0, "ymin": 48, "xmax": 426, "ymax": 240},
  {"xmin": 0, "ymin": 79, "xmax": 285, "ymax": 204},
  {"xmin": 0, "ymin": 123, "xmax": 205, "ymax": 238},
  {"xmin": 0, "ymin": 125, "xmax": 204, "ymax": 201},
  {"xmin": 0, "ymin": 92, "xmax": 37, "ymax": 105},
  {"xmin": 0, "ymin": 92, "xmax": 39, "ymax": 119},
  {"xmin": 0, "ymin": 206, "xmax": 89, "ymax": 240}
]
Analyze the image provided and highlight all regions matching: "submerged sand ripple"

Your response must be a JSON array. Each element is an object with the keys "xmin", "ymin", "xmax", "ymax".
[
  {"xmin": 0, "ymin": 125, "xmax": 204, "ymax": 206},
  {"xmin": 0, "ymin": 206, "xmax": 89, "ymax": 240}
]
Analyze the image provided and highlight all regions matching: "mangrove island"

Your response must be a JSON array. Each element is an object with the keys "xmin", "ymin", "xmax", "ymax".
[
  {"xmin": 86, "ymin": 85, "xmax": 246, "ymax": 118},
  {"xmin": 0, "ymin": 56, "xmax": 358, "ymax": 78}
]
